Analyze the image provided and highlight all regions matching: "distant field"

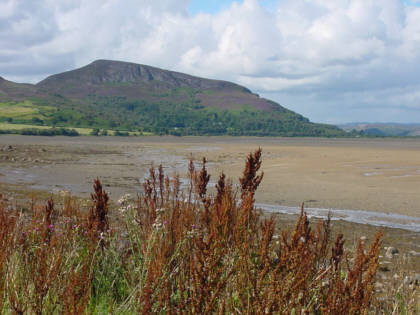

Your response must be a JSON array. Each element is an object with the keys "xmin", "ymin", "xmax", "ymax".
[
  {"xmin": 0, "ymin": 100, "xmax": 53, "ymax": 120},
  {"xmin": 0, "ymin": 122, "xmax": 93, "ymax": 135},
  {"xmin": 0, "ymin": 122, "xmax": 147, "ymax": 136}
]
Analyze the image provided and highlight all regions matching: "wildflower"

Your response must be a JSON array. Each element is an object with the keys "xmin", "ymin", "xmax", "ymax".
[
  {"xmin": 163, "ymin": 220, "xmax": 168, "ymax": 225},
  {"xmin": 152, "ymin": 222, "xmax": 163, "ymax": 230},
  {"xmin": 48, "ymin": 224, "xmax": 54, "ymax": 230},
  {"xmin": 118, "ymin": 206, "xmax": 126, "ymax": 213},
  {"xmin": 187, "ymin": 228, "xmax": 198, "ymax": 239},
  {"xmin": 117, "ymin": 193, "xmax": 131, "ymax": 205}
]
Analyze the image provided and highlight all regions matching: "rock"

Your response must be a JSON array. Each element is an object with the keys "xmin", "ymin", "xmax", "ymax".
[
  {"xmin": 409, "ymin": 250, "xmax": 420, "ymax": 257},
  {"xmin": 379, "ymin": 265, "xmax": 390, "ymax": 272},
  {"xmin": 375, "ymin": 282, "xmax": 384, "ymax": 292},
  {"xmin": 415, "ymin": 274, "xmax": 420, "ymax": 285},
  {"xmin": 403, "ymin": 274, "xmax": 420, "ymax": 286},
  {"xmin": 385, "ymin": 247, "xmax": 399, "ymax": 259}
]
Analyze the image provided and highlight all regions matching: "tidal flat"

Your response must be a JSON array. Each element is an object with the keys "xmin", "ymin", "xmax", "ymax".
[
  {"xmin": 0, "ymin": 135, "xmax": 419, "ymax": 266},
  {"xmin": 1, "ymin": 136, "xmax": 420, "ymax": 214}
]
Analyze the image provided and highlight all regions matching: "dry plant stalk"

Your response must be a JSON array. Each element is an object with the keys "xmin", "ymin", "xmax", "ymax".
[
  {"xmin": 87, "ymin": 178, "xmax": 110, "ymax": 246},
  {"xmin": 0, "ymin": 149, "xmax": 395, "ymax": 314}
]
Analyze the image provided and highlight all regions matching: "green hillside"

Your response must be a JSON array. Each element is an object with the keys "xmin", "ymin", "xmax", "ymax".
[{"xmin": 0, "ymin": 60, "xmax": 346, "ymax": 136}]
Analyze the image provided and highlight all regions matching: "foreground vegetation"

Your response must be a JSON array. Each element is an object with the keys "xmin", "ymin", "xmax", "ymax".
[{"xmin": 0, "ymin": 149, "xmax": 418, "ymax": 314}]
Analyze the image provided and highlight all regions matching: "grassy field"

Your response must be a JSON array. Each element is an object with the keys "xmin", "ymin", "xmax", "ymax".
[
  {"xmin": 0, "ymin": 122, "xmax": 149, "ymax": 136},
  {"xmin": 0, "ymin": 100, "xmax": 54, "ymax": 120},
  {"xmin": 0, "ymin": 122, "xmax": 93, "ymax": 135}
]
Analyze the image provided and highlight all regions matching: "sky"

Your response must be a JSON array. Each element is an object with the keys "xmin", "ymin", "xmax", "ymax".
[{"xmin": 1, "ymin": 0, "xmax": 420, "ymax": 124}]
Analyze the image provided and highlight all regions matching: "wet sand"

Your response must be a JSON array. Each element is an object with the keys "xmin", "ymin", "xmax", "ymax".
[{"xmin": 1, "ymin": 135, "xmax": 420, "ymax": 220}]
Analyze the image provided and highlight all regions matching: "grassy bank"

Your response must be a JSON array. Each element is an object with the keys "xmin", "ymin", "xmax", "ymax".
[{"xmin": 0, "ymin": 123, "xmax": 145, "ymax": 136}]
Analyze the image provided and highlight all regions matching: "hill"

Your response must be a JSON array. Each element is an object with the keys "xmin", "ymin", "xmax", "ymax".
[
  {"xmin": 0, "ymin": 60, "xmax": 345, "ymax": 136},
  {"xmin": 340, "ymin": 122, "xmax": 420, "ymax": 137}
]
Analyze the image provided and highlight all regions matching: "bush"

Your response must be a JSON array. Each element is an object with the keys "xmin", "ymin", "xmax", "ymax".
[
  {"xmin": 114, "ymin": 130, "xmax": 129, "ymax": 136},
  {"xmin": 17, "ymin": 127, "xmax": 80, "ymax": 136}
]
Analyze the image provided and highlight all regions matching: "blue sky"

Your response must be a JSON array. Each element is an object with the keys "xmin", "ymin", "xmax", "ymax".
[
  {"xmin": 190, "ymin": 0, "xmax": 420, "ymax": 15},
  {"xmin": 2, "ymin": 0, "xmax": 420, "ymax": 123},
  {"xmin": 189, "ymin": 0, "xmax": 277, "ymax": 14},
  {"xmin": 403, "ymin": 0, "xmax": 420, "ymax": 6}
]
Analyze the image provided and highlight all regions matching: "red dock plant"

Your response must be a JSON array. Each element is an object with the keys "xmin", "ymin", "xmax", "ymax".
[
  {"xmin": 87, "ymin": 178, "xmax": 109, "ymax": 247},
  {"xmin": 0, "ymin": 149, "xmax": 410, "ymax": 314}
]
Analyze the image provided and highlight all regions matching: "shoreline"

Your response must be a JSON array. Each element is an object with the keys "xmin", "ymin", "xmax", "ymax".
[{"xmin": 257, "ymin": 203, "xmax": 420, "ymax": 232}]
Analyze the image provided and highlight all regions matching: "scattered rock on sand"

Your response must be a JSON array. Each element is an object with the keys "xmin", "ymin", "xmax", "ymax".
[
  {"xmin": 3, "ymin": 145, "xmax": 15, "ymax": 152},
  {"xmin": 409, "ymin": 250, "xmax": 420, "ymax": 257},
  {"xmin": 385, "ymin": 246, "xmax": 399, "ymax": 259},
  {"xmin": 403, "ymin": 274, "xmax": 420, "ymax": 286},
  {"xmin": 379, "ymin": 265, "xmax": 390, "ymax": 272}
]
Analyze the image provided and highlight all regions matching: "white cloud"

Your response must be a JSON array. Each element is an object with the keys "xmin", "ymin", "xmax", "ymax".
[{"xmin": 1, "ymin": 0, "xmax": 420, "ymax": 123}]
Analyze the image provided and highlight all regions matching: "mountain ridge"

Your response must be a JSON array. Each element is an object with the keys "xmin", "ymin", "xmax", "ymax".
[
  {"xmin": 38, "ymin": 59, "xmax": 250, "ymax": 91},
  {"xmin": 0, "ymin": 59, "xmax": 345, "ymax": 136},
  {"xmin": 340, "ymin": 122, "xmax": 420, "ymax": 137}
]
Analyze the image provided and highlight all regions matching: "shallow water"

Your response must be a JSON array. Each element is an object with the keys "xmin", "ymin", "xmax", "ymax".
[{"xmin": 258, "ymin": 203, "xmax": 420, "ymax": 232}]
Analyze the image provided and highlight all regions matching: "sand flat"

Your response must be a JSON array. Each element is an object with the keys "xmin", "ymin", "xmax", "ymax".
[{"xmin": 1, "ymin": 136, "xmax": 420, "ymax": 217}]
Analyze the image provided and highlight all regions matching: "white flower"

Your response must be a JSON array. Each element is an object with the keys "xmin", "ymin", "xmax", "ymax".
[
  {"xmin": 117, "ymin": 194, "xmax": 132, "ymax": 206},
  {"xmin": 152, "ymin": 222, "xmax": 163, "ymax": 230}
]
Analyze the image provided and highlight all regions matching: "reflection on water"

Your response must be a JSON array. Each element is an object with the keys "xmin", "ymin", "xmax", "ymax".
[{"xmin": 258, "ymin": 203, "xmax": 420, "ymax": 232}]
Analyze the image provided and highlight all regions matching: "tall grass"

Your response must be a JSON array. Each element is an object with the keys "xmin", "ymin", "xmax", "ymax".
[{"xmin": 0, "ymin": 149, "xmax": 417, "ymax": 314}]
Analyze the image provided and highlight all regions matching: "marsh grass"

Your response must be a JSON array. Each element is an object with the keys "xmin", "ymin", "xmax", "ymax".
[{"xmin": 0, "ymin": 149, "xmax": 417, "ymax": 314}]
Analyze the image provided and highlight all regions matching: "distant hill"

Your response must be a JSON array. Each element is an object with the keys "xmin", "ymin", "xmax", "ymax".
[
  {"xmin": 0, "ymin": 60, "xmax": 345, "ymax": 136},
  {"xmin": 339, "ymin": 123, "xmax": 420, "ymax": 137}
]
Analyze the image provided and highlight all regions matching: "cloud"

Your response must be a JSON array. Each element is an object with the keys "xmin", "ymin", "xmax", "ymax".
[{"xmin": 1, "ymin": 0, "xmax": 420, "ymax": 123}]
